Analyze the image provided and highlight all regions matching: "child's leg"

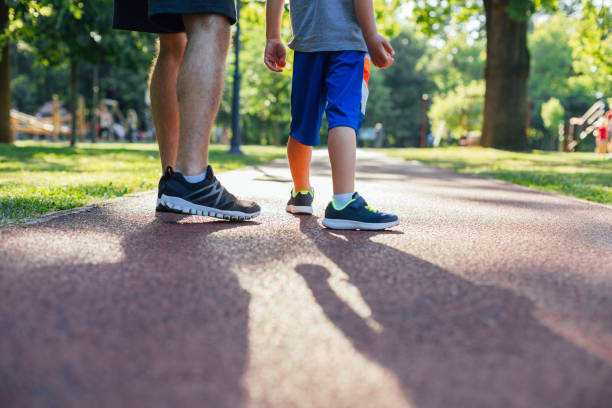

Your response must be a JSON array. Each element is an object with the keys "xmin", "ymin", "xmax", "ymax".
[
  {"xmin": 328, "ymin": 126, "xmax": 356, "ymax": 195},
  {"xmin": 287, "ymin": 135, "xmax": 312, "ymax": 192}
]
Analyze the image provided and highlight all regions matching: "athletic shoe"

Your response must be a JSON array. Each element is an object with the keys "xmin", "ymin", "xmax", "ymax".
[
  {"xmin": 155, "ymin": 166, "xmax": 174, "ymax": 212},
  {"xmin": 322, "ymin": 192, "xmax": 399, "ymax": 230},
  {"xmin": 286, "ymin": 188, "xmax": 314, "ymax": 215},
  {"xmin": 158, "ymin": 165, "xmax": 260, "ymax": 220}
]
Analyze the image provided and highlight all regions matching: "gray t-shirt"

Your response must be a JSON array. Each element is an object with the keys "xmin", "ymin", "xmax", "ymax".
[{"xmin": 288, "ymin": 0, "xmax": 367, "ymax": 53}]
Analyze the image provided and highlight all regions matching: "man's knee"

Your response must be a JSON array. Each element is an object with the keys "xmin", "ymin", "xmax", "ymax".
[
  {"xmin": 159, "ymin": 33, "xmax": 187, "ymax": 62},
  {"xmin": 183, "ymin": 14, "xmax": 231, "ymax": 45}
]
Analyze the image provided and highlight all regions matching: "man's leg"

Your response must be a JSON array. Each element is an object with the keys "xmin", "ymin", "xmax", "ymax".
[
  {"xmin": 175, "ymin": 14, "xmax": 230, "ymax": 176},
  {"xmin": 158, "ymin": 13, "xmax": 259, "ymax": 219},
  {"xmin": 150, "ymin": 33, "xmax": 186, "ymax": 171}
]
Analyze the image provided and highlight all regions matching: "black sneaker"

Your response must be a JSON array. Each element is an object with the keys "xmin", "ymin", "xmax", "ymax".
[
  {"xmin": 158, "ymin": 166, "xmax": 260, "ymax": 221},
  {"xmin": 286, "ymin": 188, "xmax": 314, "ymax": 215},
  {"xmin": 322, "ymin": 192, "xmax": 399, "ymax": 230},
  {"xmin": 155, "ymin": 166, "xmax": 174, "ymax": 213}
]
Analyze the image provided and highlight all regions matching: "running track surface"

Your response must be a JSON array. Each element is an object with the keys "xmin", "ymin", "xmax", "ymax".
[{"xmin": 2, "ymin": 150, "xmax": 612, "ymax": 408}]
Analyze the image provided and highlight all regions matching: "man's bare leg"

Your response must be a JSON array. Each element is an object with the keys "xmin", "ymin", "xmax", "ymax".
[
  {"xmin": 328, "ymin": 126, "xmax": 356, "ymax": 195},
  {"xmin": 150, "ymin": 33, "xmax": 186, "ymax": 171},
  {"xmin": 175, "ymin": 14, "xmax": 230, "ymax": 176}
]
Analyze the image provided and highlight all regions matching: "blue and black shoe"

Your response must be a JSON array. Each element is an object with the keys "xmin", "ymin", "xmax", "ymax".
[
  {"xmin": 286, "ymin": 188, "xmax": 314, "ymax": 215},
  {"xmin": 158, "ymin": 166, "xmax": 260, "ymax": 221},
  {"xmin": 322, "ymin": 192, "xmax": 399, "ymax": 230}
]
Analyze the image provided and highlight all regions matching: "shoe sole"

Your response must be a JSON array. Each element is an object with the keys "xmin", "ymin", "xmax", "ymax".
[
  {"xmin": 158, "ymin": 196, "xmax": 260, "ymax": 221},
  {"xmin": 322, "ymin": 218, "xmax": 399, "ymax": 230},
  {"xmin": 286, "ymin": 205, "xmax": 313, "ymax": 215}
]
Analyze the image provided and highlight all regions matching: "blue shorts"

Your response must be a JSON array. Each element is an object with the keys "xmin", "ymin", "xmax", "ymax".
[{"xmin": 290, "ymin": 51, "xmax": 370, "ymax": 146}]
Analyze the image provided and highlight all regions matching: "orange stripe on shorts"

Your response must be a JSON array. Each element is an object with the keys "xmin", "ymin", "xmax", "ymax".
[{"xmin": 363, "ymin": 56, "xmax": 371, "ymax": 86}]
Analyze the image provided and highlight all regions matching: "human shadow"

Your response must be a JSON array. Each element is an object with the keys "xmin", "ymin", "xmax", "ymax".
[
  {"xmin": 1, "ymin": 214, "xmax": 255, "ymax": 408},
  {"xmin": 296, "ymin": 217, "xmax": 612, "ymax": 408}
]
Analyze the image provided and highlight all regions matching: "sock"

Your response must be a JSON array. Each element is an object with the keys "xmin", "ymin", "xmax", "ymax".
[
  {"xmin": 287, "ymin": 136, "xmax": 312, "ymax": 192},
  {"xmin": 333, "ymin": 192, "xmax": 354, "ymax": 209},
  {"xmin": 183, "ymin": 168, "xmax": 208, "ymax": 184}
]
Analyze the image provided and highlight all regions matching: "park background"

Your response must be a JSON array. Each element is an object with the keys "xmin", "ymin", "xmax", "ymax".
[{"xmin": 0, "ymin": 0, "xmax": 610, "ymax": 223}]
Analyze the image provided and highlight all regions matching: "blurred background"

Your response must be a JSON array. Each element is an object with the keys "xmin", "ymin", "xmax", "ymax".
[{"xmin": 0, "ymin": 0, "xmax": 610, "ymax": 151}]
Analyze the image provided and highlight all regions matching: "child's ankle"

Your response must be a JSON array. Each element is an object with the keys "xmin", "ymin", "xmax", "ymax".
[{"xmin": 293, "ymin": 185, "xmax": 311, "ymax": 194}]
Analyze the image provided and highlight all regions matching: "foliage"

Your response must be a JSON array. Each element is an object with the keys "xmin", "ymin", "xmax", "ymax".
[
  {"xmin": 385, "ymin": 147, "xmax": 612, "ymax": 204},
  {"xmin": 528, "ymin": 11, "xmax": 610, "ymax": 145},
  {"xmin": 570, "ymin": 0, "xmax": 612, "ymax": 78},
  {"xmin": 428, "ymin": 80, "xmax": 485, "ymax": 140},
  {"xmin": 234, "ymin": 2, "xmax": 293, "ymax": 145},
  {"xmin": 6, "ymin": 0, "xmax": 156, "ymax": 135},
  {"xmin": 0, "ymin": 141, "xmax": 285, "ymax": 224},
  {"xmin": 420, "ymin": 32, "xmax": 485, "ymax": 95},
  {"xmin": 374, "ymin": 31, "xmax": 434, "ymax": 146},
  {"xmin": 411, "ymin": 0, "xmax": 557, "ymax": 34},
  {"xmin": 229, "ymin": 0, "xmax": 405, "ymax": 145},
  {"xmin": 1, "ymin": 1, "xmax": 81, "ymax": 46},
  {"xmin": 540, "ymin": 97, "xmax": 565, "ymax": 134}
]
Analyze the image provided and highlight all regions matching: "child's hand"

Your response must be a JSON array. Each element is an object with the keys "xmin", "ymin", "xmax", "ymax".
[
  {"xmin": 264, "ymin": 39, "xmax": 287, "ymax": 72},
  {"xmin": 365, "ymin": 33, "xmax": 395, "ymax": 69}
]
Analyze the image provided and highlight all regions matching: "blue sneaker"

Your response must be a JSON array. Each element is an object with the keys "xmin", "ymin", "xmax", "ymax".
[
  {"xmin": 286, "ymin": 188, "xmax": 314, "ymax": 215},
  {"xmin": 322, "ymin": 192, "xmax": 399, "ymax": 230}
]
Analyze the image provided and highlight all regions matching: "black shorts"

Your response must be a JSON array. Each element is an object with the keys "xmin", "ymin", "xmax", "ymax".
[{"xmin": 113, "ymin": 0, "xmax": 237, "ymax": 34}]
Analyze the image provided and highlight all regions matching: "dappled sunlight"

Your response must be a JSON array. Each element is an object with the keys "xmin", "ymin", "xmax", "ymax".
[
  {"xmin": 385, "ymin": 147, "xmax": 612, "ymax": 204},
  {"xmin": 0, "ymin": 142, "xmax": 286, "ymax": 223},
  {"xmin": 235, "ymin": 256, "xmax": 409, "ymax": 408},
  {"xmin": 535, "ymin": 310, "xmax": 612, "ymax": 365},
  {"xmin": 2, "ymin": 229, "xmax": 125, "ymax": 269}
]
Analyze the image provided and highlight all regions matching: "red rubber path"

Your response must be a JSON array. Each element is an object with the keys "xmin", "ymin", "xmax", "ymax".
[{"xmin": 1, "ymin": 150, "xmax": 612, "ymax": 407}]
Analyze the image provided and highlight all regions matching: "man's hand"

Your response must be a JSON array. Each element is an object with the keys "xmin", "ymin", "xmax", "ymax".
[
  {"xmin": 264, "ymin": 39, "xmax": 287, "ymax": 72},
  {"xmin": 365, "ymin": 33, "xmax": 395, "ymax": 69}
]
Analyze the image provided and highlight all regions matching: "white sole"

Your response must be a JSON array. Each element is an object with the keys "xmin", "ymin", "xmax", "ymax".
[
  {"xmin": 158, "ymin": 196, "xmax": 260, "ymax": 221},
  {"xmin": 322, "ymin": 217, "xmax": 399, "ymax": 230},
  {"xmin": 286, "ymin": 205, "xmax": 313, "ymax": 215}
]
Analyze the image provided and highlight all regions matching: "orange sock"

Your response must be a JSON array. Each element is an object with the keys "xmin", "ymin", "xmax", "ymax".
[{"xmin": 287, "ymin": 136, "xmax": 312, "ymax": 192}]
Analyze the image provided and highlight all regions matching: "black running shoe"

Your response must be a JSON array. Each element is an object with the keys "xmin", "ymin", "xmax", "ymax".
[
  {"xmin": 158, "ymin": 166, "xmax": 260, "ymax": 220},
  {"xmin": 155, "ymin": 166, "xmax": 174, "ymax": 213},
  {"xmin": 286, "ymin": 188, "xmax": 314, "ymax": 215},
  {"xmin": 322, "ymin": 192, "xmax": 399, "ymax": 230}
]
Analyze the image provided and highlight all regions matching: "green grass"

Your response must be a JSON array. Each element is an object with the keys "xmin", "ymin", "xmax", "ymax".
[
  {"xmin": 0, "ymin": 141, "xmax": 285, "ymax": 224},
  {"xmin": 384, "ymin": 147, "xmax": 612, "ymax": 205}
]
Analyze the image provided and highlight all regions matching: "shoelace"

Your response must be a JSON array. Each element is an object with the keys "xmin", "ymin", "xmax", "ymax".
[{"xmin": 365, "ymin": 205, "xmax": 379, "ymax": 213}]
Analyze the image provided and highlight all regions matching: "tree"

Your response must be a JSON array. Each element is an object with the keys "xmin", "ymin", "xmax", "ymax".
[
  {"xmin": 0, "ymin": 0, "xmax": 10, "ymax": 144},
  {"xmin": 376, "ymin": 31, "xmax": 434, "ymax": 146},
  {"xmin": 429, "ymin": 81, "xmax": 485, "ymax": 141},
  {"xmin": 571, "ymin": 0, "xmax": 612, "ymax": 78},
  {"xmin": 238, "ymin": 7, "xmax": 292, "ymax": 145},
  {"xmin": 0, "ymin": 0, "xmax": 83, "ymax": 144},
  {"xmin": 528, "ymin": 11, "xmax": 610, "ymax": 140},
  {"xmin": 414, "ymin": 0, "xmax": 556, "ymax": 150},
  {"xmin": 25, "ymin": 0, "xmax": 115, "ymax": 147},
  {"xmin": 421, "ymin": 32, "xmax": 485, "ymax": 95},
  {"xmin": 3, "ymin": 0, "xmax": 155, "ymax": 146},
  {"xmin": 541, "ymin": 97, "xmax": 564, "ymax": 148}
]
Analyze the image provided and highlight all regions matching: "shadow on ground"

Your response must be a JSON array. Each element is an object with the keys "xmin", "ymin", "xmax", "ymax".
[
  {"xmin": 1, "ymin": 214, "xmax": 256, "ymax": 408},
  {"xmin": 295, "ymin": 216, "xmax": 612, "ymax": 408}
]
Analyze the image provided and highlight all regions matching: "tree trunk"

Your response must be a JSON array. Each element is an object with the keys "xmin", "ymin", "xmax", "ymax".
[
  {"xmin": 0, "ymin": 0, "xmax": 13, "ymax": 144},
  {"xmin": 481, "ymin": 0, "xmax": 529, "ymax": 150},
  {"xmin": 70, "ymin": 58, "xmax": 77, "ymax": 147}
]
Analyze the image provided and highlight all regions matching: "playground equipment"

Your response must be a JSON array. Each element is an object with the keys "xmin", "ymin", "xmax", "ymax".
[
  {"xmin": 566, "ymin": 100, "xmax": 607, "ymax": 152},
  {"xmin": 10, "ymin": 94, "xmax": 86, "ymax": 139},
  {"xmin": 10, "ymin": 109, "xmax": 70, "ymax": 136}
]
